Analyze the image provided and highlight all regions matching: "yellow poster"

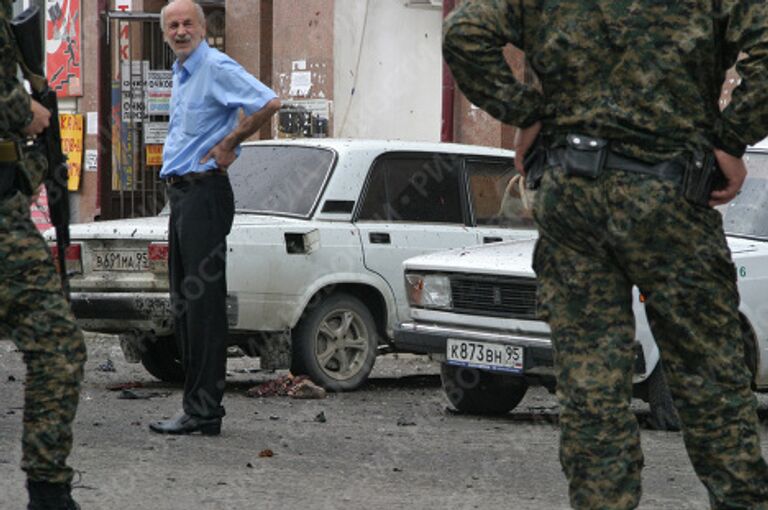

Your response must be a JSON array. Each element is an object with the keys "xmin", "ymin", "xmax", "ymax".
[
  {"xmin": 146, "ymin": 144, "xmax": 163, "ymax": 166},
  {"xmin": 59, "ymin": 114, "xmax": 83, "ymax": 191}
]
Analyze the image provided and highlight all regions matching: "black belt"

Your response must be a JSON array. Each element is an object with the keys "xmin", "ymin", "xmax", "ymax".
[
  {"xmin": 548, "ymin": 148, "xmax": 685, "ymax": 181},
  {"xmin": 165, "ymin": 168, "xmax": 227, "ymax": 186}
]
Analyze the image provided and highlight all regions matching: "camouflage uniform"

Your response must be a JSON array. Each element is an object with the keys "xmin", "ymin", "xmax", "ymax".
[
  {"xmin": 444, "ymin": 1, "xmax": 768, "ymax": 509},
  {"xmin": 0, "ymin": 0, "xmax": 86, "ymax": 488}
]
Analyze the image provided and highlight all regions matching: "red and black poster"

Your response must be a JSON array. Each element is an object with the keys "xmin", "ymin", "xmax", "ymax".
[{"xmin": 45, "ymin": 0, "xmax": 82, "ymax": 97}]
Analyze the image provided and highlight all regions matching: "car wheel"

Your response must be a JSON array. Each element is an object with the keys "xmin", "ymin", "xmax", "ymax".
[
  {"xmin": 140, "ymin": 334, "xmax": 185, "ymax": 383},
  {"xmin": 441, "ymin": 364, "xmax": 528, "ymax": 415},
  {"xmin": 292, "ymin": 293, "xmax": 378, "ymax": 391},
  {"xmin": 646, "ymin": 362, "xmax": 681, "ymax": 431}
]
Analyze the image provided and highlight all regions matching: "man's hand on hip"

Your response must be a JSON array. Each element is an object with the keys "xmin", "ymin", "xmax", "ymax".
[
  {"xmin": 514, "ymin": 122, "xmax": 542, "ymax": 176},
  {"xmin": 200, "ymin": 139, "xmax": 237, "ymax": 170},
  {"xmin": 709, "ymin": 149, "xmax": 747, "ymax": 207}
]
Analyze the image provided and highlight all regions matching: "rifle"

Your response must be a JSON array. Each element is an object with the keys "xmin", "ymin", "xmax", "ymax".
[{"xmin": 10, "ymin": 6, "xmax": 71, "ymax": 299}]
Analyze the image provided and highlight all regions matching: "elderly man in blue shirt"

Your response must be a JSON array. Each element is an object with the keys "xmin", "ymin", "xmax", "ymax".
[{"xmin": 150, "ymin": 0, "xmax": 280, "ymax": 436}]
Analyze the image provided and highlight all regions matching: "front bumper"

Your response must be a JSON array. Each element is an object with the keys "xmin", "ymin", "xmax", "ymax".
[
  {"xmin": 395, "ymin": 321, "xmax": 646, "ymax": 376},
  {"xmin": 395, "ymin": 321, "xmax": 555, "ymax": 374}
]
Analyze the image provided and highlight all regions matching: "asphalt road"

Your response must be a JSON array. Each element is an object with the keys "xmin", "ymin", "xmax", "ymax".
[{"xmin": 1, "ymin": 334, "xmax": 767, "ymax": 510}]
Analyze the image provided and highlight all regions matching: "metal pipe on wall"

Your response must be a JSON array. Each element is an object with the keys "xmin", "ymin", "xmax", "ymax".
[{"xmin": 440, "ymin": 0, "xmax": 456, "ymax": 143}]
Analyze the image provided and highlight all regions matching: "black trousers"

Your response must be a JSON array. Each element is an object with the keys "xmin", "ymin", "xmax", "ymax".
[{"xmin": 167, "ymin": 174, "xmax": 234, "ymax": 419}]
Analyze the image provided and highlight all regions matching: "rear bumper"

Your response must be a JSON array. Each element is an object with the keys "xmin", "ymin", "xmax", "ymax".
[
  {"xmin": 70, "ymin": 292, "xmax": 238, "ymax": 335},
  {"xmin": 70, "ymin": 292, "xmax": 173, "ymax": 334},
  {"xmin": 395, "ymin": 321, "xmax": 554, "ymax": 374}
]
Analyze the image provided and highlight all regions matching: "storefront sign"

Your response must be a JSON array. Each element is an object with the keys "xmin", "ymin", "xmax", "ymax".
[
  {"xmin": 121, "ymin": 60, "xmax": 149, "ymax": 122},
  {"xmin": 146, "ymin": 144, "xmax": 163, "ymax": 166},
  {"xmin": 147, "ymin": 70, "xmax": 173, "ymax": 115},
  {"xmin": 144, "ymin": 122, "xmax": 169, "ymax": 144},
  {"xmin": 60, "ymin": 114, "xmax": 83, "ymax": 190},
  {"xmin": 46, "ymin": 0, "xmax": 82, "ymax": 96}
]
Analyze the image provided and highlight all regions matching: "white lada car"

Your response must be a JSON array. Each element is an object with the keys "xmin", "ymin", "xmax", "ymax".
[
  {"xmin": 50, "ymin": 139, "xmax": 538, "ymax": 390},
  {"xmin": 396, "ymin": 144, "xmax": 768, "ymax": 430}
]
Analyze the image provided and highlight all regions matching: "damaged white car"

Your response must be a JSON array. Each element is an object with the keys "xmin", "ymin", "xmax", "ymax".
[{"xmin": 51, "ymin": 139, "xmax": 538, "ymax": 390}]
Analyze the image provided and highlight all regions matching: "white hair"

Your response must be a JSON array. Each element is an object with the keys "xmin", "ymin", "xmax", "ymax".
[{"xmin": 160, "ymin": 0, "xmax": 205, "ymax": 31}]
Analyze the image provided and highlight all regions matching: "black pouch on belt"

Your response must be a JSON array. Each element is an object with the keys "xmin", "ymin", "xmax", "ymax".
[
  {"xmin": 0, "ymin": 163, "xmax": 18, "ymax": 197},
  {"xmin": 563, "ymin": 133, "xmax": 608, "ymax": 179},
  {"xmin": 523, "ymin": 138, "xmax": 547, "ymax": 190},
  {"xmin": 682, "ymin": 152, "xmax": 726, "ymax": 207}
]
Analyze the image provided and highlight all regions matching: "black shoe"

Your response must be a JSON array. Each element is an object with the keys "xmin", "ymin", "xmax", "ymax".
[
  {"xmin": 148, "ymin": 412, "xmax": 222, "ymax": 436},
  {"xmin": 27, "ymin": 481, "xmax": 80, "ymax": 510}
]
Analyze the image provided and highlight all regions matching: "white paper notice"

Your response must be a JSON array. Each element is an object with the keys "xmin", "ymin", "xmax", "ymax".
[
  {"xmin": 85, "ymin": 150, "xmax": 98, "ymax": 172},
  {"xmin": 289, "ymin": 71, "xmax": 312, "ymax": 96},
  {"xmin": 87, "ymin": 112, "xmax": 98, "ymax": 135}
]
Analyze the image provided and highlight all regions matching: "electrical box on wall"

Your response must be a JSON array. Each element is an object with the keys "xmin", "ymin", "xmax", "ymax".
[{"xmin": 277, "ymin": 100, "xmax": 331, "ymax": 139}]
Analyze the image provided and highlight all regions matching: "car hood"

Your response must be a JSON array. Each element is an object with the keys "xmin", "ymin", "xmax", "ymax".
[
  {"xmin": 53, "ymin": 214, "xmax": 307, "ymax": 242},
  {"xmin": 404, "ymin": 238, "xmax": 537, "ymax": 278},
  {"xmin": 727, "ymin": 235, "xmax": 768, "ymax": 256},
  {"xmin": 402, "ymin": 234, "xmax": 768, "ymax": 277}
]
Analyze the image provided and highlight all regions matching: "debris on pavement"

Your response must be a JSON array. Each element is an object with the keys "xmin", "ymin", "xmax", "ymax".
[
  {"xmin": 258, "ymin": 449, "xmax": 274, "ymax": 458},
  {"xmin": 7, "ymin": 375, "xmax": 15, "ymax": 382},
  {"xmin": 246, "ymin": 374, "xmax": 326, "ymax": 399},
  {"xmin": 96, "ymin": 359, "xmax": 116, "ymax": 372},
  {"xmin": 314, "ymin": 411, "xmax": 327, "ymax": 423},
  {"xmin": 117, "ymin": 389, "xmax": 170, "ymax": 400},
  {"xmin": 396, "ymin": 417, "xmax": 416, "ymax": 427},
  {"xmin": 105, "ymin": 382, "xmax": 144, "ymax": 391}
]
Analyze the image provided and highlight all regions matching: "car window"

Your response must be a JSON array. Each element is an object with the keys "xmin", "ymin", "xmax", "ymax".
[
  {"xmin": 720, "ymin": 151, "xmax": 768, "ymax": 240},
  {"xmin": 357, "ymin": 154, "xmax": 463, "ymax": 223},
  {"xmin": 467, "ymin": 158, "xmax": 535, "ymax": 228},
  {"xmin": 228, "ymin": 145, "xmax": 335, "ymax": 217}
]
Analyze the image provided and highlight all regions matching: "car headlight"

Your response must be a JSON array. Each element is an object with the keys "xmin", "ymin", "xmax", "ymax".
[{"xmin": 405, "ymin": 273, "xmax": 452, "ymax": 309}]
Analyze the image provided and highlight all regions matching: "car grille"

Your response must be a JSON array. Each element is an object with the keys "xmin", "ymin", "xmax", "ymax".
[{"xmin": 450, "ymin": 274, "xmax": 537, "ymax": 319}]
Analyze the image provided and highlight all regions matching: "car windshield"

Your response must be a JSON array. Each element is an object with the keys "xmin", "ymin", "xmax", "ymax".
[
  {"xmin": 227, "ymin": 145, "xmax": 335, "ymax": 217},
  {"xmin": 720, "ymin": 150, "xmax": 768, "ymax": 240}
]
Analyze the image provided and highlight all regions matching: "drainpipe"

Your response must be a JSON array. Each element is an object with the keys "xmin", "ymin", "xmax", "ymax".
[
  {"xmin": 97, "ymin": 0, "xmax": 109, "ymax": 216},
  {"xmin": 440, "ymin": 0, "xmax": 456, "ymax": 143}
]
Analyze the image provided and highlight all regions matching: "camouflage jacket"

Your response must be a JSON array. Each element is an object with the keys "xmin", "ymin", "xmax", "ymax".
[
  {"xmin": 443, "ymin": 0, "xmax": 768, "ymax": 161},
  {"xmin": 0, "ymin": 0, "xmax": 32, "ymax": 139}
]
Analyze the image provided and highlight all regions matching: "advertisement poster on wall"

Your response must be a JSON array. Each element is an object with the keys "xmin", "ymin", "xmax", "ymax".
[
  {"xmin": 60, "ymin": 114, "xmax": 83, "ymax": 190},
  {"xmin": 45, "ymin": 0, "xmax": 82, "ymax": 97}
]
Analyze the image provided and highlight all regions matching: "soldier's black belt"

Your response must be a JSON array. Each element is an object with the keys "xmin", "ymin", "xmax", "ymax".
[
  {"xmin": 0, "ymin": 140, "xmax": 22, "ymax": 163},
  {"xmin": 525, "ymin": 134, "xmax": 723, "ymax": 206},
  {"xmin": 547, "ymin": 147, "xmax": 684, "ymax": 181}
]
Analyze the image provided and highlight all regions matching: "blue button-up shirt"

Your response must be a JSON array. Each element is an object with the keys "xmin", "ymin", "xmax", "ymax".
[{"xmin": 160, "ymin": 41, "xmax": 277, "ymax": 178}]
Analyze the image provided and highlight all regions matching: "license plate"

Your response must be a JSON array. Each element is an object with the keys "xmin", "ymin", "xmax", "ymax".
[
  {"xmin": 446, "ymin": 338, "xmax": 523, "ymax": 373},
  {"xmin": 92, "ymin": 250, "xmax": 149, "ymax": 272}
]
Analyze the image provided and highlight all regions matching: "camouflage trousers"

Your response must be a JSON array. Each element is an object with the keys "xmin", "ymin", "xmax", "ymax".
[
  {"xmin": 532, "ymin": 167, "xmax": 768, "ymax": 509},
  {"xmin": 0, "ymin": 192, "xmax": 86, "ymax": 485}
]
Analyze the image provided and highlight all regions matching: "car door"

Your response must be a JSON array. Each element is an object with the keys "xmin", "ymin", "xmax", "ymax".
[
  {"xmin": 465, "ymin": 157, "xmax": 539, "ymax": 244},
  {"xmin": 354, "ymin": 152, "xmax": 478, "ymax": 325}
]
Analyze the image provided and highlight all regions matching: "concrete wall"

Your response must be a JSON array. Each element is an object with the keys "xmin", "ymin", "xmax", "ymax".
[{"xmin": 333, "ymin": 0, "xmax": 442, "ymax": 141}]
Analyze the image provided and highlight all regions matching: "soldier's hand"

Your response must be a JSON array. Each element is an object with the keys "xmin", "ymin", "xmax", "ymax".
[
  {"xmin": 514, "ymin": 121, "xmax": 542, "ymax": 176},
  {"xmin": 710, "ymin": 149, "xmax": 747, "ymax": 207},
  {"xmin": 22, "ymin": 99, "xmax": 51, "ymax": 136}
]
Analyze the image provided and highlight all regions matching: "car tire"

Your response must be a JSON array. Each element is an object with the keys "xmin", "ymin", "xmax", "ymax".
[
  {"xmin": 646, "ymin": 362, "xmax": 681, "ymax": 431},
  {"xmin": 140, "ymin": 334, "xmax": 185, "ymax": 383},
  {"xmin": 291, "ymin": 293, "xmax": 378, "ymax": 391},
  {"xmin": 441, "ymin": 364, "xmax": 528, "ymax": 415}
]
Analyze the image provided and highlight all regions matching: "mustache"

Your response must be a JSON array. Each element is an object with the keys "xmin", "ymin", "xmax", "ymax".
[{"xmin": 174, "ymin": 35, "xmax": 192, "ymax": 43}]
